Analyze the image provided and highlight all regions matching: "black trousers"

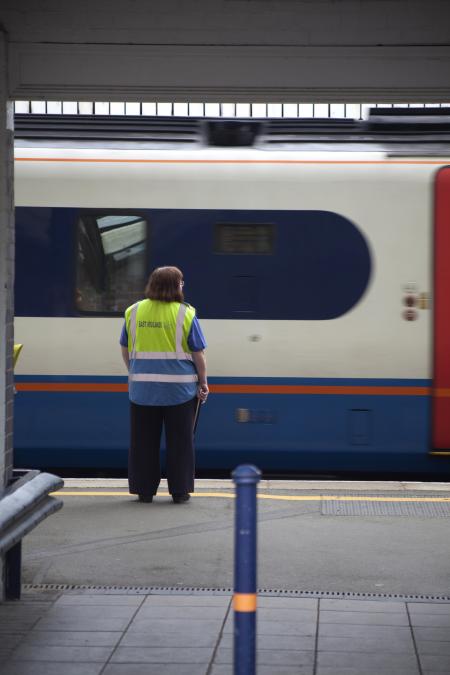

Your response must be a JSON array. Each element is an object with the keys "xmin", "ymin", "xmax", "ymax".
[{"xmin": 128, "ymin": 397, "xmax": 197, "ymax": 497}]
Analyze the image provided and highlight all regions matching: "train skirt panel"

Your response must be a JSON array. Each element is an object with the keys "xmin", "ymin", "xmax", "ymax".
[{"xmin": 13, "ymin": 375, "xmax": 441, "ymax": 474}]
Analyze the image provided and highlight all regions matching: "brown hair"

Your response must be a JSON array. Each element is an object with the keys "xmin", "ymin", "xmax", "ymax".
[{"xmin": 145, "ymin": 266, "xmax": 184, "ymax": 303}]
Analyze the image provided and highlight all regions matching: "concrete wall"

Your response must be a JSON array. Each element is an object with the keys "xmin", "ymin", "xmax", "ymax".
[
  {"xmin": 2, "ymin": 0, "xmax": 449, "ymax": 46},
  {"xmin": 0, "ymin": 29, "xmax": 15, "ymax": 596},
  {"xmin": 0, "ymin": 31, "xmax": 14, "ymax": 488},
  {"xmin": 0, "ymin": 31, "xmax": 14, "ymax": 599},
  {"xmin": 2, "ymin": 0, "xmax": 450, "ymax": 101}
]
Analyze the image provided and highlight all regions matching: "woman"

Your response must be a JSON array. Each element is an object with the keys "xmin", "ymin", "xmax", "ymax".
[{"xmin": 120, "ymin": 266, "xmax": 208, "ymax": 503}]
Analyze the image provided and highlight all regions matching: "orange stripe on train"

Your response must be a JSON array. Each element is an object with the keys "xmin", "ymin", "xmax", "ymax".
[
  {"xmin": 15, "ymin": 382, "xmax": 128, "ymax": 392},
  {"xmin": 211, "ymin": 384, "xmax": 431, "ymax": 396}
]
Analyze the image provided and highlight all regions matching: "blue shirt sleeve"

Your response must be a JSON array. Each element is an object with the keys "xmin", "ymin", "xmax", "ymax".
[
  {"xmin": 119, "ymin": 322, "xmax": 128, "ymax": 347},
  {"xmin": 188, "ymin": 316, "xmax": 207, "ymax": 352}
]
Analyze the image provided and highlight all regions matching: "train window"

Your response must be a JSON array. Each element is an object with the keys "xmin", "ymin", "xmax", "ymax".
[
  {"xmin": 76, "ymin": 213, "xmax": 147, "ymax": 313},
  {"xmin": 215, "ymin": 223, "xmax": 274, "ymax": 255}
]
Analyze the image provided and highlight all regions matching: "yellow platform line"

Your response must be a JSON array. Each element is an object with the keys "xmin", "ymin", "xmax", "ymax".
[{"xmin": 53, "ymin": 491, "xmax": 450, "ymax": 503}]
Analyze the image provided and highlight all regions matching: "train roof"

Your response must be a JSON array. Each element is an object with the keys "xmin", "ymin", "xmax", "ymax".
[{"xmin": 13, "ymin": 107, "xmax": 450, "ymax": 156}]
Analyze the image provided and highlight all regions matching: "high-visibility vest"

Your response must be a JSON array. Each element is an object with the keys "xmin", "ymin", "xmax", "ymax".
[{"xmin": 125, "ymin": 299, "xmax": 198, "ymax": 405}]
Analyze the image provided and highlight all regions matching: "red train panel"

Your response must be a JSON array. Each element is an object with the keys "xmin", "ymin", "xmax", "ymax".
[{"xmin": 433, "ymin": 166, "xmax": 450, "ymax": 449}]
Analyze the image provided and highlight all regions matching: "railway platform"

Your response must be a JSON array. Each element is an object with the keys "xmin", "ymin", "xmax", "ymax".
[{"xmin": 1, "ymin": 478, "xmax": 450, "ymax": 674}]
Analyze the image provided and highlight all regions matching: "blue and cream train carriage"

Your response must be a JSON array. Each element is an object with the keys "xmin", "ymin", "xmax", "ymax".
[{"xmin": 12, "ymin": 111, "xmax": 450, "ymax": 474}]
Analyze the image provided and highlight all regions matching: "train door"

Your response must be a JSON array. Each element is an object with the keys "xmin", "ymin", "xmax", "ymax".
[{"xmin": 433, "ymin": 166, "xmax": 450, "ymax": 449}]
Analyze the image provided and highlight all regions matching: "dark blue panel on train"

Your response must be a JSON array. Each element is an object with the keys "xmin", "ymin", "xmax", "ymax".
[
  {"xmin": 15, "ymin": 207, "xmax": 371, "ymax": 320},
  {"xmin": 15, "ymin": 207, "xmax": 76, "ymax": 316}
]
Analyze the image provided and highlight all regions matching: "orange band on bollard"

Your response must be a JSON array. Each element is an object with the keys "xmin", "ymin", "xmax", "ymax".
[{"xmin": 233, "ymin": 593, "xmax": 257, "ymax": 612}]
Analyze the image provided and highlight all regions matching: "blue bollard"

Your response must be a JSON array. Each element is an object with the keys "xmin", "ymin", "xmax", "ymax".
[{"xmin": 232, "ymin": 464, "xmax": 261, "ymax": 675}]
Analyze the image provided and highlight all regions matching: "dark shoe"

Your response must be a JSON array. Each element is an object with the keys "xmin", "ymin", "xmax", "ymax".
[
  {"xmin": 172, "ymin": 493, "xmax": 190, "ymax": 504},
  {"xmin": 138, "ymin": 494, "xmax": 153, "ymax": 503}
]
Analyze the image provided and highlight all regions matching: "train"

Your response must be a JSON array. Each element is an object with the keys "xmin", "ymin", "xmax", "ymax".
[{"xmin": 12, "ymin": 109, "xmax": 450, "ymax": 475}]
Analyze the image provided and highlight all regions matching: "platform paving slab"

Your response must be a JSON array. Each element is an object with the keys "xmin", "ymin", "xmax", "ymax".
[
  {"xmin": 0, "ymin": 664, "xmax": 105, "ymax": 675},
  {"xmin": 316, "ymin": 650, "xmax": 420, "ymax": 670},
  {"xmin": 316, "ymin": 669, "xmax": 417, "ymax": 675},
  {"xmin": 218, "ymin": 633, "xmax": 315, "ymax": 650},
  {"xmin": 54, "ymin": 595, "xmax": 143, "ymax": 606},
  {"xmin": 318, "ymin": 634, "xmax": 415, "ymax": 652},
  {"xmin": 211, "ymin": 667, "xmax": 313, "ymax": 675},
  {"xmin": 320, "ymin": 598, "xmax": 410, "ymax": 612},
  {"xmin": 410, "ymin": 613, "xmax": 450, "ymax": 627},
  {"xmin": 140, "ymin": 594, "xmax": 230, "ymax": 606},
  {"xmin": 10, "ymin": 645, "xmax": 115, "ymax": 662},
  {"xmin": 214, "ymin": 646, "xmax": 315, "ymax": 666},
  {"xmin": 18, "ymin": 631, "xmax": 122, "ymax": 647},
  {"xmin": 1, "ymin": 590, "xmax": 450, "ymax": 674},
  {"xmin": 419, "ymin": 653, "xmax": 450, "ymax": 672},
  {"xmin": 415, "ymin": 626, "xmax": 450, "ymax": 641},
  {"xmin": 120, "ymin": 629, "xmax": 220, "ymax": 648},
  {"xmin": 318, "ymin": 622, "xmax": 413, "ymax": 638},
  {"xmin": 417, "ymin": 640, "xmax": 450, "ymax": 655},
  {"xmin": 126, "ymin": 617, "xmax": 224, "ymax": 634},
  {"xmin": 136, "ymin": 604, "xmax": 227, "ymax": 618},
  {"xmin": 110, "ymin": 646, "xmax": 215, "ymax": 663},
  {"xmin": 103, "ymin": 667, "xmax": 209, "ymax": 675},
  {"xmin": 33, "ymin": 615, "xmax": 135, "ymax": 632},
  {"xmin": 257, "ymin": 596, "xmax": 318, "ymax": 609},
  {"xmin": 319, "ymin": 609, "xmax": 410, "ymax": 625},
  {"xmin": 223, "ymin": 618, "xmax": 317, "ymax": 635}
]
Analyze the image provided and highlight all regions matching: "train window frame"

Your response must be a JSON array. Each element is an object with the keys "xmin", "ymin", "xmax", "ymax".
[
  {"xmin": 74, "ymin": 209, "xmax": 150, "ymax": 317},
  {"xmin": 214, "ymin": 222, "xmax": 275, "ymax": 255}
]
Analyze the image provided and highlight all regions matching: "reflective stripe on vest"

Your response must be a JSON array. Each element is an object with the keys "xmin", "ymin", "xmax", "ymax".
[
  {"xmin": 175, "ymin": 303, "xmax": 189, "ymax": 359},
  {"xmin": 129, "ymin": 373, "xmax": 198, "ymax": 383},
  {"xmin": 132, "ymin": 351, "xmax": 193, "ymax": 361},
  {"xmin": 129, "ymin": 302, "xmax": 139, "ymax": 359}
]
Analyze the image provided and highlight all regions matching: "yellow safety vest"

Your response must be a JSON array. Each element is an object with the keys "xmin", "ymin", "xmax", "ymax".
[{"xmin": 125, "ymin": 299, "xmax": 198, "ymax": 406}]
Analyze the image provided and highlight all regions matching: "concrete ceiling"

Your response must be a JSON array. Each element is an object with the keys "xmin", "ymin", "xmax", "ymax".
[{"xmin": 1, "ymin": 0, "xmax": 450, "ymax": 101}]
